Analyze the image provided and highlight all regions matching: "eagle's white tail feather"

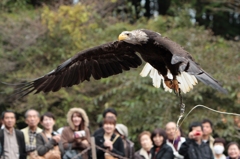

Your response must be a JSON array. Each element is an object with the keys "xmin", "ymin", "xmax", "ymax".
[
  {"xmin": 181, "ymin": 73, "xmax": 193, "ymax": 92},
  {"xmin": 183, "ymin": 72, "xmax": 197, "ymax": 86},
  {"xmin": 140, "ymin": 63, "xmax": 198, "ymax": 93},
  {"xmin": 192, "ymin": 75, "xmax": 198, "ymax": 84},
  {"xmin": 177, "ymin": 75, "xmax": 184, "ymax": 93},
  {"xmin": 177, "ymin": 75, "xmax": 188, "ymax": 93},
  {"xmin": 182, "ymin": 72, "xmax": 193, "ymax": 89},
  {"xmin": 153, "ymin": 69, "xmax": 161, "ymax": 88},
  {"xmin": 181, "ymin": 73, "xmax": 191, "ymax": 93},
  {"xmin": 140, "ymin": 63, "xmax": 152, "ymax": 77},
  {"xmin": 149, "ymin": 66, "xmax": 156, "ymax": 78}
]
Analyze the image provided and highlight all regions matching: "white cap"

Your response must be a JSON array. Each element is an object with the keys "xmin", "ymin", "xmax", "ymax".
[{"xmin": 116, "ymin": 124, "xmax": 128, "ymax": 137}]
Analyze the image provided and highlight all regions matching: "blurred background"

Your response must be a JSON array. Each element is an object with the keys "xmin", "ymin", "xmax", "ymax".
[{"xmin": 0, "ymin": 0, "xmax": 240, "ymax": 147}]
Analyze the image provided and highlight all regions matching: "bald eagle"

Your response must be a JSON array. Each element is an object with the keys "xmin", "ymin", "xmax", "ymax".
[{"xmin": 17, "ymin": 29, "xmax": 227, "ymax": 96}]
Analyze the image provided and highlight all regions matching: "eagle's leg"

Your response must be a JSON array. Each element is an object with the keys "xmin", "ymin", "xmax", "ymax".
[
  {"xmin": 164, "ymin": 76, "xmax": 173, "ymax": 89},
  {"xmin": 164, "ymin": 76, "xmax": 179, "ymax": 93},
  {"xmin": 172, "ymin": 76, "xmax": 179, "ymax": 93}
]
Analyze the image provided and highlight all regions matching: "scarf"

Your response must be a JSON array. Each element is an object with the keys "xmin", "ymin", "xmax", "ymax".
[{"xmin": 169, "ymin": 136, "xmax": 181, "ymax": 150}]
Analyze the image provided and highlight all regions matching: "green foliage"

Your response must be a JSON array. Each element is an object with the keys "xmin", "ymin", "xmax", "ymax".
[
  {"xmin": 0, "ymin": 0, "xmax": 33, "ymax": 12},
  {"xmin": 41, "ymin": 4, "xmax": 98, "ymax": 49},
  {"xmin": 0, "ymin": 2, "xmax": 240, "ymax": 148},
  {"xmin": 193, "ymin": 0, "xmax": 240, "ymax": 39},
  {"xmin": 194, "ymin": 1, "xmax": 239, "ymax": 38}
]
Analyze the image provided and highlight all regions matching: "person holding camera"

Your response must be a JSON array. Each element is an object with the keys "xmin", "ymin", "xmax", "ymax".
[
  {"xmin": 61, "ymin": 108, "xmax": 91, "ymax": 159},
  {"xmin": 36, "ymin": 112, "xmax": 62, "ymax": 158},
  {"xmin": 179, "ymin": 121, "xmax": 214, "ymax": 159}
]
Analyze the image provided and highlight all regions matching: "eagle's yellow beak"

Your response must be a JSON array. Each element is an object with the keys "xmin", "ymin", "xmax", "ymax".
[{"xmin": 118, "ymin": 33, "xmax": 128, "ymax": 41}]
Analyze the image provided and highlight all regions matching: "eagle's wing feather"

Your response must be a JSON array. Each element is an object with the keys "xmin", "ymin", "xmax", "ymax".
[
  {"xmin": 150, "ymin": 36, "xmax": 227, "ymax": 93},
  {"xmin": 16, "ymin": 41, "xmax": 142, "ymax": 96}
]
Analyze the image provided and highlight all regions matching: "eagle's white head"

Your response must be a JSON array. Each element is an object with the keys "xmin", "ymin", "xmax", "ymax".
[{"xmin": 118, "ymin": 30, "xmax": 149, "ymax": 45}]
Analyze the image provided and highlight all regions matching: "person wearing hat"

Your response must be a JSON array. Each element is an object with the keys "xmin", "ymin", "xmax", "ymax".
[{"xmin": 115, "ymin": 124, "xmax": 135, "ymax": 159}]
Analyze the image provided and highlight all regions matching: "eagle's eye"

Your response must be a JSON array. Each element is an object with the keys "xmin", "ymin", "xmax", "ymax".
[{"xmin": 126, "ymin": 33, "xmax": 130, "ymax": 36}]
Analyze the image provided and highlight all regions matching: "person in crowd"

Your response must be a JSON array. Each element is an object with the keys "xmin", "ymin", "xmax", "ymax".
[
  {"xmin": 227, "ymin": 142, "xmax": 240, "ymax": 159},
  {"xmin": 115, "ymin": 123, "xmax": 135, "ymax": 159},
  {"xmin": 95, "ymin": 117, "xmax": 125, "ymax": 159},
  {"xmin": 213, "ymin": 138, "xmax": 226, "ymax": 159},
  {"xmin": 179, "ymin": 121, "xmax": 214, "ymax": 159},
  {"xmin": 57, "ymin": 126, "xmax": 66, "ymax": 134},
  {"xmin": 21, "ymin": 109, "xmax": 42, "ymax": 159},
  {"xmin": 0, "ymin": 142, "xmax": 2, "ymax": 157},
  {"xmin": 0, "ymin": 120, "xmax": 4, "ymax": 129},
  {"xmin": 93, "ymin": 107, "xmax": 117, "ymax": 137},
  {"xmin": 202, "ymin": 119, "xmax": 215, "ymax": 153},
  {"xmin": 36, "ymin": 112, "xmax": 62, "ymax": 157},
  {"xmin": 0, "ymin": 110, "xmax": 26, "ymax": 159},
  {"xmin": 134, "ymin": 131, "xmax": 153, "ymax": 159},
  {"xmin": 150, "ymin": 128, "xmax": 174, "ymax": 159},
  {"xmin": 165, "ymin": 122, "xmax": 185, "ymax": 159},
  {"xmin": 61, "ymin": 107, "xmax": 91, "ymax": 159}
]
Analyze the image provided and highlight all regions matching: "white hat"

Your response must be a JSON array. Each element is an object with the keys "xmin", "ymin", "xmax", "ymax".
[{"xmin": 116, "ymin": 124, "xmax": 128, "ymax": 137}]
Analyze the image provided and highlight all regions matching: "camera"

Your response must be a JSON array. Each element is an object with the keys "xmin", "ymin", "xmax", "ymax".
[{"xmin": 74, "ymin": 130, "xmax": 86, "ymax": 138}]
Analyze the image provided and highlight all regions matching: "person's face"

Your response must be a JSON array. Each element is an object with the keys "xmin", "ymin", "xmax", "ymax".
[
  {"xmin": 2, "ymin": 112, "xmax": 16, "ymax": 129},
  {"xmin": 140, "ymin": 134, "xmax": 152, "ymax": 151},
  {"xmin": 165, "ymin": 122, "xmax": 179, "ymax": 140},
  {"xmin": 213, "ymin": 143, "xmax": 225, "ymax": 155},
  {"xmin": 41, "ymin": 116, "xmax": 55, "ymax": 130},
  {"xmin": 153, "ymin": 134, "xmax": 164, "ymax": 147},
  {"xmin": 192, "ymin": 126, "xmax": 203, "ymax": 141},
  {"xmin": 105, "ymin": 112, "xmax": 117, "ymax": 120},
  {"xmin": 202, "ymin": 122, "xmax": 212, "ymax": 136},
  {"xmin": 103, "ymin": 123, "xmax": 115, "ymax": 134},
  {"xmin": 228, "ymin": 144, "xmax": 240, "ymax": 158},
  {"xmin": 25, "ymin": 110, "xmax": 40, "ymax": 127},
  {"xmin": 72, "ymin": 113, "xmax": 82, "ymax": 127}
]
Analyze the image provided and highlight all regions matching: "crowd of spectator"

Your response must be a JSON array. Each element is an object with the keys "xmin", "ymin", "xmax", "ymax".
[{"xmin": 0, "ymin": 107, "xmax": 239, "ymax": 159}]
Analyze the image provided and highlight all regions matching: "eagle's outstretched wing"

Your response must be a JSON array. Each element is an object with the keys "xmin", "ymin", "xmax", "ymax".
[{"xmin": 16, "ymin": 41, "xmax": 142, "ymax": 96}]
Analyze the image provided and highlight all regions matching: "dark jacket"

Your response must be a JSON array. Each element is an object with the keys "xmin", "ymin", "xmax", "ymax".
[
  {"xmin": 150, "ymin": 143, "xmax": 174, "ymax": 159},
  {"xmin": 0, "ymin": 129, "xmax": 27, "ymax": 159},
  {"xmin": 134, "ymin": 151, "xmax": 142, "ymax": 159},
  {"xmin": 134, "ymin": 148, "xmax": 152, "ymax": 159},
  {"xmin": 179, "ymin": 138, "xmax": 214, "ymax": 159},
  {"xmin": 93, "ymin": 127, "xmax": 104, "ymax": 137},
  {"xmin": 226, "ymin": 157, "xmax": 240, "ymax": 159},
  {"xmin": 36, "ymin": 131, "xmax": 63, "ymax": 156},
  {"xmin": 95, "ymin": 133, "xmax": 125, "ymax": 159},
  {"xmin": 124, "ymin": 139, "xmax": 135, "ymax": 159}
]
